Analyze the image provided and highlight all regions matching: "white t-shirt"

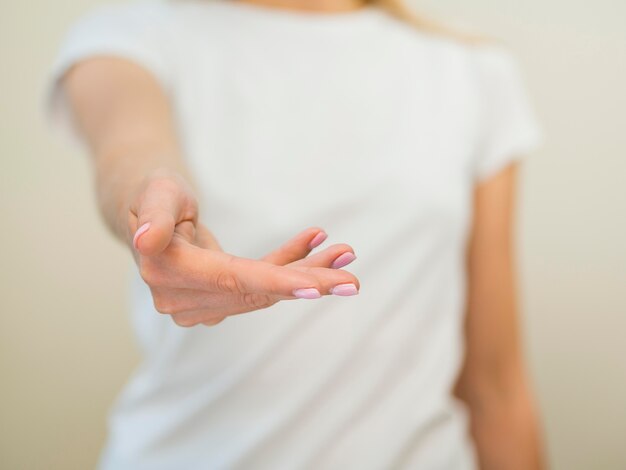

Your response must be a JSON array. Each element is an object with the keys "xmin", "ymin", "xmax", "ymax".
[{"xmin": 47, "ymin": 1, "xmax": 541, "ymax": 468}]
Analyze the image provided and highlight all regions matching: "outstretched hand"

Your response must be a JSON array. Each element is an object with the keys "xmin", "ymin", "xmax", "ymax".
[{"xmin": 127, "ymin": 170, "xmax": 359, "ymax": 327}]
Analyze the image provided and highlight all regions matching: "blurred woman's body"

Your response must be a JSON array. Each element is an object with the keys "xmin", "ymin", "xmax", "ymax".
[{"xmin": 49, "ymin": 0, "xmax": 545, "ymax": 468}]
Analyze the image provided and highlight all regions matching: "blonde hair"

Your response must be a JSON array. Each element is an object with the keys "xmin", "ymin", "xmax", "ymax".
[{"xmin": 372, "ymin": 0, "xmax": 488, "ymax": 44}]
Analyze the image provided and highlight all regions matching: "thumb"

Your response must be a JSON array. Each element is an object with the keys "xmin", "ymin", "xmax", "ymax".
[{"xmin": 132, "ymin": 183, "xmax": 188, "ymax": 256}]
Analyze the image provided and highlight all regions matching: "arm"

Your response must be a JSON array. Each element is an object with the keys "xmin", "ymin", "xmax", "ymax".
[
  {"xmin": 63, "ymin": 56, "xmax": 193, "ymax": 250},
  {"xmin": 61, "ymin": 57, "xmax": 360, "ymax": 326},
  {"xmin": 454, "ymin": 163, "xmax": 546, "ymax": 469}
]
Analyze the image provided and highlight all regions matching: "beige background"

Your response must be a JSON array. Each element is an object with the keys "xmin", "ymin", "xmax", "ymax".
[{"xmin": 1, "ymin": 0, "xmax": 625, "ymax": 468}]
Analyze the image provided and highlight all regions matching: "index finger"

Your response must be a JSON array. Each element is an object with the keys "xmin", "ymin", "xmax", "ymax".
[{"xmin": 164, "ymin": 245, "xmax": 322, "ymax": 298}]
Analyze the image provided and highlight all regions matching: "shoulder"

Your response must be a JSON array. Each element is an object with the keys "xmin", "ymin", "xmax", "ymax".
[
  {"xmin": 429, "ymin": 36, "xmax": 523, "ymax": 84},
  {"xmin": 379, "ymin": 12, "xmax": 523, "ymax": 83},
  {"xmin": 469, "ymin": 43, "xmax": 525, "ymax": 88},
  {"xmin": 422, "ymin": 37, "xmax": 528, "ymax": 100},
  {"xmin": 465, "ymin": 44, "xmax": 541, "ymax": 180},
  {"xmin": 465, "ymin": 43, "xmax": 535, "ymax": 126},
  {"xmin": 49, "ymin": 1, "xmax": 181, "ymax": 107},
  {"xmin": 54, "ymin": 1, "xmax": 183, "ymax": 69}
]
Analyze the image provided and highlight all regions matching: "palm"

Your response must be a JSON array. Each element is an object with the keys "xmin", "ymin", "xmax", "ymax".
[{"xmin": 142, "ymin": 224, "xmax": 358, "ymax": 327}]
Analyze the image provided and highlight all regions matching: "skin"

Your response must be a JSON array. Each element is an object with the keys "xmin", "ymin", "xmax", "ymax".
[
  {"xmin": 457, "ymin": 164, "xmax": 546, "ymax": 469},
  {"xmin": 61, "ymin": 0, "xmax": 545, "ymax": 466},
  {"xmin": 64, "ymin": 57, "xmax": 360, "ymax": 327}
]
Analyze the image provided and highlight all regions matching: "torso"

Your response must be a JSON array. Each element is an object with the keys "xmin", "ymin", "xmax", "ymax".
[{"xmin": 100, "ymin": 1, "xmax": 494, "ymax": 468}]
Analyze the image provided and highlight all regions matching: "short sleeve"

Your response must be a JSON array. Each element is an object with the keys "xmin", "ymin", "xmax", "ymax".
[
  {"xmin": 44, "ymin": 1, "xmax": 173, "ymax": 145},
  {"xmin": 471, "ymin": 45, "xmax": 542, "ymax": 182}
]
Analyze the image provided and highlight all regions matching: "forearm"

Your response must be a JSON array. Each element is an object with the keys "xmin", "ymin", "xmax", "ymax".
[
  {"xmin": 461, "ymin": 165, "xmax": 547, "ymax": 469},
  {"xmin": 460, "ymin": 381, "xmax": 546, "ymax": 470},
  {"xmin": 61, "ymin": 56, "xmax": 195, "ymax": 243}
]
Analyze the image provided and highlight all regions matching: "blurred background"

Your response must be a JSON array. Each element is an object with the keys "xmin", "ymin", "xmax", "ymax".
[{"xmin": 1, "ymin": 0, "xmax": 624, "ymax": 468}]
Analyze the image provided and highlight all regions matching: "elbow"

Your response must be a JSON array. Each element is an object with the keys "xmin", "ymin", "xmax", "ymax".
[{"xmin": 454, "ymin": 360, "xmax": 534, "ymax": 415}]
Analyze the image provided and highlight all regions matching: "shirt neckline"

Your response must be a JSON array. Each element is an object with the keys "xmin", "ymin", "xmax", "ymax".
[{"xmin": 212, "ymin": 0, "xmax": 384, "ymax": 25}]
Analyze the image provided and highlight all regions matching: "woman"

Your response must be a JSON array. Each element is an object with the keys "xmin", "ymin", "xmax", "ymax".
[{"xmin": 48, "ymin": 0, "xmax": 545, "ymax": 468}]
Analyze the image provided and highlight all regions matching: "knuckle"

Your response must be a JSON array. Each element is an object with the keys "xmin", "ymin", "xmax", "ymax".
[
  {"xmin": 262, "ymin": 274, "xmax": 280, "ymax": 294},
  {"xmin": 213, "ymin": 267, "xmax": 244, "ymax": 294},
  {"xmin": 241, "ymin": 293, "xmax": 274, "ymax": 310}
]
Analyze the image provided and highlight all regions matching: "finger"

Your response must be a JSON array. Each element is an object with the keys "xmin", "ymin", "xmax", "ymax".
[
  {"xmin": 179, "ymin": 248, "xmax": 324, "ymax": 298},
  {"xmin": 133, "ymin": 180, "xmax": 195, "ymax": 256},
  {"xmin": 150, "ymin": 285, "xmax": 281, "ymax": 316},
  {"xmin": 173, "ymin": 220, "xmax": 196, "ymax": 244},
  {"xmin": 149, "ymin": 285, "xmax": 240, "ymax": 326},
  {"xmin": 225, "ymin": 256, "xmax": 332, "ymax": 298},
  {"xmin": 288, "ymin": 243, "xmax": 356, "ymax": 269},
  {"xmin": 166, "ymin": 266, "xmax": 360, "ymax": 327},
  {"xmin": 150, "ymin": 285, "xmax": 246, "ymax": 315},
  {"xmin": 167, "ymin": 295, "xmax": 276, "ymax": 327},
  {"xmin": 225, "ymin": 257, "xmax": 360, "ymax": 298},
  {"xmin": 291, "ymin": 266, "xmax": 360, "ymax": 296},
  {"xmin": 149, "ymin": 245, "xmax": 317, "ymax": 298},
  {"xmin": 261, "ymin": 227, "xmax": 327, "ymax": 265},
  {"xmin": 149, "ymin": 285, "xmax": 209, "ymax": 315},
  {"xmin": 152, "ymin": 244, "xmax": 355, "ymax": 300}
]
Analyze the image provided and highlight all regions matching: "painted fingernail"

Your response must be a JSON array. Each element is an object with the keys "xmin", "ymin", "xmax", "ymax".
[
  {"xmin": 293, "ymin": 288, "xmax": 322, "ymax": 299},
  {"xmin": 330, "ymin": 283, "xmax": 359, "ymax": 296},
  {"xmin": 331, "ymin": 252, "xmax": 356, "ymax": 269},
  {"xmin": 308, "ymin": 231, "xmax": 328, "ymax": 249},
  {"xmin": 133, "ymin": 222, "xmax": 151, "ymax": 250}
]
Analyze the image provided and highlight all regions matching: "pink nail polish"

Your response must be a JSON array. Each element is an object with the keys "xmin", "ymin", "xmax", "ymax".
[
  {"xmin": 293, "ymin": 288, "xmax": 322, "ymax": 299},
  {"xmin": 133, "ymin": 222, "xmax": 151, "ymax": 250},
  {"xmin": 331, "ymin": 252, "xmax": 356, "ymax": 269},
  {"xmin": 330, "ymin": 283, "xmax": 358, "ymax": 296},
  {"xmin": 308, "ymin": 231, "xmax": 328, "ymax": 249}
]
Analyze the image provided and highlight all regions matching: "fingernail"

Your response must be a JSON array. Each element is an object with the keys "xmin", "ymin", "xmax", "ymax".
[
  {"xmin": 293, "ymin": 288, "xmax": 321, "ymax": 299},
  {"xmin": 330, "ymin": 283, "xmax": 358, "ymax": 296},
  {"xmin": 308, "ymin": 231, "xmax": 328, "ymax": 249},
  {"xmin": 331, "ymin": 252, "xmax": 356, "ymax": 269},
  {"xmin": 133, "ymin": 222, "xmax": 151, "ymax": 250}
]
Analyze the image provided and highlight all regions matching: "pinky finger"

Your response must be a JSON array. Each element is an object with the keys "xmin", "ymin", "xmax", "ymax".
[{"xmin": 170, "ymin": 292, "xmax": 278, "ymax": 327}]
